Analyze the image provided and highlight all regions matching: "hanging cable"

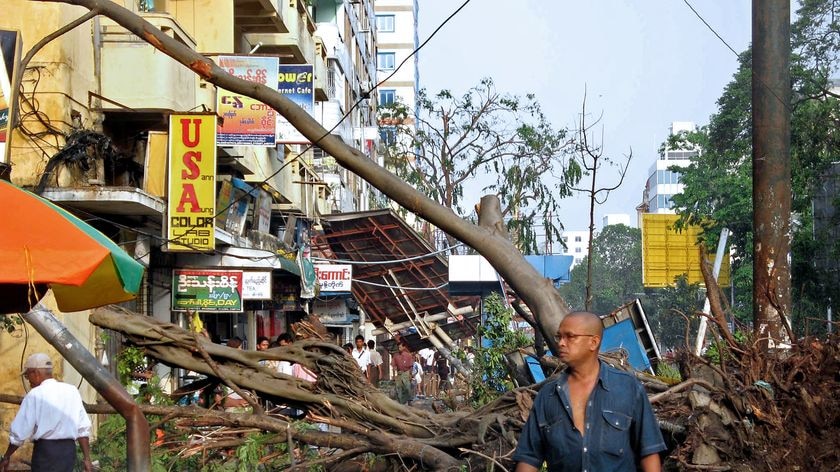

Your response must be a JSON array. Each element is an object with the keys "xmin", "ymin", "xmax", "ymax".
[
  {"xmin": 354, "ymin": 279, "xmax": 448, "ymax": 291},
  {"xmin": 312, "ymin": 242, "xmax": 463, "ymax": 265}
]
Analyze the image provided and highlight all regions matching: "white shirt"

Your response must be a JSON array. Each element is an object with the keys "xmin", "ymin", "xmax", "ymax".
[
  {"xmin": 352, "ymin": 347, "xmax": 370, "ymax": 372},
  {"xmin": 277, "ymin": 360, "xmax": 293, "ymax": 376},
  {"xmin": 369, "ymin": 349, "xmax": 383, "ymax": 367},
  {"xmin": 10, "ymin": 378, "xmax": 92, "ymax": 445},
  {"xmin": 419, "ymin": 348, "xmax": 435, "ymax": 367}
]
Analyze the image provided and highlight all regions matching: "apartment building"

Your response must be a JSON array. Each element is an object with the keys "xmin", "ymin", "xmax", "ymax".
[
  {"xmin": 0, "ymin": 0, "xmax": 378, "ymax": 389},
  {"xmin": 560, "ymin": 230, "xmax": 591, "ymax": 267},
  {"xmin": 374, "ymin": 0, "xmax": 419, "ymax": 116},
  {"xmin": 640, "ymin": 121, "xmax": 698, "ymax": 215}
]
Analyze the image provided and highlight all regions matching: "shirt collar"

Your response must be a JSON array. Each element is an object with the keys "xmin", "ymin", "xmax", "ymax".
[{"xmin": 555, "ymin": 360, "xmax": 613, "ymax": 393}]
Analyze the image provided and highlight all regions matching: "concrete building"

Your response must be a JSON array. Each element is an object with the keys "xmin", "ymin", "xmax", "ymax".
[
  {"xmin": 640, "ymin": 121, "xmax": 699, "ymax": 217},
  {"xmin": 0, "ymin": 0, "xmax": 379, "ymax": 412},
  {"xmin": 560, "ymin": 230, "xmax": 591, "ymax": 267},
  {"xmin": 374, "ymin": 0, "xmax": 419, "ymax": 116},
  {"xmin": 603, "ymin": 213, "xmax": 631, "ymax": 228}
]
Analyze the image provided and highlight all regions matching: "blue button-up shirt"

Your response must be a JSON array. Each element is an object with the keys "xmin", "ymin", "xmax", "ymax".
[{"xmin": 513, "ymin": 361, "xmax": 666, "ymax": 471}]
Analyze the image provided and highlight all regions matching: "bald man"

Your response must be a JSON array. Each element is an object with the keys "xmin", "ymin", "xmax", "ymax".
[{"xmin": 513, "ymin": 312, "xmax": 666, "ymax": 472}]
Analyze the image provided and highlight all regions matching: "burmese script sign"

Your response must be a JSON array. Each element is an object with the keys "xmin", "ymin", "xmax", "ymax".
[
  {"xmin": 314, "ymin": 264, "xmax": 352, "ymax": 292},
  {"xmin": 172, "ymin": 269, "xmax": 243, "ymax": 312},
  {"xmin": 242, "ymin": 271, "xmax": 272, "ymax": 300}
]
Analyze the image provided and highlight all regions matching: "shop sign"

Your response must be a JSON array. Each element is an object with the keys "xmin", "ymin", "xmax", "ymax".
[
  {"xmin": 166, "ymin": 114, "xmax": 217, "ymax": 252},
  {"xmin": 172, "ymin": 269, "xmax": 242, "ymax": 312},
  {"xmin": 276, "ymin": 64, "xmax": 313, "ymax": 144},
  {"xmin": 242, "ymin": 271, "xmax": 272, "ymax": 300},
  {"xmin": 314, "ymin": 264, "xmax": 352, "ymax": 292},
  {"xmin": 216, "ymin": 55, "xmax": 278, "ymax": 146}
]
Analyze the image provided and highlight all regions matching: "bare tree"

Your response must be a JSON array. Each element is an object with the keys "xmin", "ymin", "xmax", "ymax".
[
  {"xmin": 382, "ymin": 78, "xmax": 580, "ymax": 253},
  {"xmin": 570, "ymin": 92, "xmax": 632, "ymax": 311}
]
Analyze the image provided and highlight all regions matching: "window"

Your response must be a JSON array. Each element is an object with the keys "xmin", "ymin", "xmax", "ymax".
[
  {"xmin": 380, "ymin": 126, "xmax": 397, "ymax": 146},
  {"xmin": 376, "ymin": 14, "xmax": 395, "ymax": 32},
  {"xmin": 574, "ymin": 236, "xmax": 582, "ymax": 242},
  {"xmin": 377, "ymin": 52, "xmax": 395, "ymax": 70},
  {"xmin": 575, "ymin": 247, "xmax": 582, "ymax": 253},
  {"xmin": 379, "ymin": 89, "xmax": 396, "ymax": 106}
]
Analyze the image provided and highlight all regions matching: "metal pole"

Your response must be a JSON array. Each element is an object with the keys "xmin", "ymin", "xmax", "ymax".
[
  {"xmin": 694, "ymin": 229, "xmax": 729, "ymax": 355},
  {"xmin": 828, "ymin": 298, "xmax": 833, "ymax": 335},
  {"xmin": 22, "ymin": 303, "xmax": 151, "ymax": 471},
  {"xmin": 752, "ymin": 0, "xmax": 791, "ymax": 348}
]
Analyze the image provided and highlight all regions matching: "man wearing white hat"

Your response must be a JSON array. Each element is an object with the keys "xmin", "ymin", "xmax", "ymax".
[{"xmin": 0, "ymin": 353, "xmax": 93, "ymax": 472}]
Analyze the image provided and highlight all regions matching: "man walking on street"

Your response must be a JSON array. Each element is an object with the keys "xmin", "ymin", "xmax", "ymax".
[
  {"xmin": 513, "ymin": 312, "xmax": 666, "ymax": 472},
  {"xmin": 351, "ymin": 335, "xmax": 371, "ymax": 381},
  {"xmin": 367, "ymin": 340, "xmax": 384, "ymax": 387},
  {"xmin": 0, "ymin": 353, "xmax": 93, "ymax": 472},
  {"xmin": 391, "ymin": 343, "xmax": 414, "ymax": 404}
]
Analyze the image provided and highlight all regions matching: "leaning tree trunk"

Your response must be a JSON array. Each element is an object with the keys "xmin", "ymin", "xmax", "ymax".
[
  {"xmin": 91, "ymin": 306, "xmax": 533, "ymax": 470},
  {"xmin": 33, "ymin": 0, "xmax": 569, "ymax": 355}
]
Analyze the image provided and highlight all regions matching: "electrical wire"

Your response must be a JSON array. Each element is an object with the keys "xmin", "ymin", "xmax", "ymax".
[
  {"xmin": 161, "ymin": 0, "xmax": 474, "ymax": 251},
  {"xmin": 681, "ymin": 0, "xmax": 791, "ymax": 111},
  {"xmin": 312, "ymin": 242, "xmax": 463, "ymax": 265},
  {"xmin": 354, "ymin": 278, "xmax": 448, "ymax": 291}
]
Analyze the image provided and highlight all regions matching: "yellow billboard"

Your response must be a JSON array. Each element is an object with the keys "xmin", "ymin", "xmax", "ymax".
[
  {"xmin": 167, "ymin": 114, "xmax": 217, "ymax": 252},
  {"xmin": 641, "ymin": 214, "xmax": 730, "ymax": 288}
]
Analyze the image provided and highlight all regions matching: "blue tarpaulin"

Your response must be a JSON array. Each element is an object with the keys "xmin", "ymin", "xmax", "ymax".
[
  {"xmin": 525, "ymin": 255, "xmax": 575, "ymax": 287},
  {"xmin": 600, "ymin": 318, "xmax": 653, "ymax": 372}
]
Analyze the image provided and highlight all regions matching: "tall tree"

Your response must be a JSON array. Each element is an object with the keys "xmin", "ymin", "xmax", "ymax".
[
  {"xmin": 668, "ymin": 0, "xmax": 840, "ymax": 336},
  {"xmin": 381, "ymin": 78, "xmax": 581, "ymax": 253},
  {"xmin": 559, "ymin": 224, "xmax": 643, "ymax": 315}
]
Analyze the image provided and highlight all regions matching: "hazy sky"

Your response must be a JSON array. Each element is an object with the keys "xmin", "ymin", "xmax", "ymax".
[{"xmin": 417, "ymin": 2, "xmax": 752, "ymax": 231}]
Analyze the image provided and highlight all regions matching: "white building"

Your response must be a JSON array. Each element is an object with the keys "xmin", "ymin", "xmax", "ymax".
[
  {"xmin": 642, "ymin": 121, "xmax": 699, "ymax": 215},
  {"xmin": 561, "ymin": 230, "xmax": 591, "ymax": 267},
  {"xmin": 603, "ymin": 213, "xmax": 631, "ymax": 228},
  {"xmin": 374, "ymin": 0, "xmax": 420, "ymax": 114}
]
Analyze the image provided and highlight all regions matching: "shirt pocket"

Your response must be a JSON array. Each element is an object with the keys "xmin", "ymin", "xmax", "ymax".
[{"xmin": 600, "ymin": 409, "xmax": 632, "ymax": 457}]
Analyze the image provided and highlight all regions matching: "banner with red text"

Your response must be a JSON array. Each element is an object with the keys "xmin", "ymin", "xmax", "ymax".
[
  {"xmin": 216, "ymin": 55, "xmax": 278, "ymax": 146},
  {"xmin": 313, "ymin": 264, "xmax": 352, "ymax": 292},
  {"xmin": 167, "ymin": 114, "xmax": 217, "ymax": 252}
]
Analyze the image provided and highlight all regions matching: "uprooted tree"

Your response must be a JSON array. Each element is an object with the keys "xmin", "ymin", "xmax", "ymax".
[{"xmin": 14, "ymin": 1, "xmax": 840, "ymax": 471}]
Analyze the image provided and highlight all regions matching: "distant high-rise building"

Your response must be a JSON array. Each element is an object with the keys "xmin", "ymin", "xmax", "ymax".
[
  {"xmin": 374, "ymin": 0, "xmax": 420, "ymax": 121},
  {"xmin": 603, "ymin": 213, "xmax": 631, "ymax": 228},
  {"xmin": 640, "ymin": 122, "xmax": 699, "ymax": 218}
]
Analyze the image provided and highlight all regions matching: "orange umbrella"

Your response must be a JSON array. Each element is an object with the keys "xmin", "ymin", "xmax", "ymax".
[{"xmin": 0, "ymin": 179, "xmax": 144, "ymax": 313}]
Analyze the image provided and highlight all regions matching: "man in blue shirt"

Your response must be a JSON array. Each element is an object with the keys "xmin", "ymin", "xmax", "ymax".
[{"xmin": 513, "ymin": 312, "xmax": 666, "ymax": 472}]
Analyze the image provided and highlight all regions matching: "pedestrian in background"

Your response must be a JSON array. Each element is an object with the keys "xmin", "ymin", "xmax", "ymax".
[
  {"xmin": 367, "ymin": 340, "xmax": 384, "ymax": 387},
  {"xmin": 0, "ymin": 353, "xmax": 93, "ymax": 472},
  {"xmin": 351, "ymin": 335, "xmax": 370, "ymax": 381},
  {"xmin": 391, "ymin": 343, "xmax": 414, "ymax": 404}
]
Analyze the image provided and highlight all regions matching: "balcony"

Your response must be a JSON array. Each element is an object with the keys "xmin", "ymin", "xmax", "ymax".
[
  {"xmin": 99, "ymin": 14, "xmax": 196, "ymax": 112},
  {"xmin": 313, "ymin": 38, "xmax": 328, "ymax": 101},
  {"xmin": 234, "ymin": 0, "xmax": 289, "ymax": 34},
  {"xmin": 245, "ymin": 0, "xmax": 316, "ymax": 63}
]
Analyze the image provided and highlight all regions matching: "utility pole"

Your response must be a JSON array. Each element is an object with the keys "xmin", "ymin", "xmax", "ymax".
[{"xmin": 752, "ymin": 0, "xmax": 791, "ymax": 349}]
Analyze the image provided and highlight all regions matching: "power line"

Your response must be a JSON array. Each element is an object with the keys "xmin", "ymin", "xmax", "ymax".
[
  {"xmin": 354, "ymin": 279, "xmax": 448, "ymax": 291},
  {"xmin": 312, "ymin": 242, "xmax": 463, "ymax": 265},
  {"xmin": 681, "ymin": 0, "xmax": 740, "ymax": 57},
  {"xmin": 164, "ymin": 0, "xmax": 474, "ymax": 250}
]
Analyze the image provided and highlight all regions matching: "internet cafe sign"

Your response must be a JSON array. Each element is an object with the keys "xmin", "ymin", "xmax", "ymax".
[
  {"xmin": 172, "ymin": 269, "xmax": 242, "ymax": 312},
  {"xmin": 314, "ymin": 264, "xmax": 352, "ymax": 292}
]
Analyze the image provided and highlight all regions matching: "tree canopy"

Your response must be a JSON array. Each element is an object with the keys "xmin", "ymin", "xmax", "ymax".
[
  {"xmin": 668, "ymin": 0, "xmax": 840, "ymax": 332},
  {"xmin": 559, "ymin": 224, "xmax": 643, "ymax": 315},
  {"xmin": 380, "ymin": 78, "xmax": 581, "ymax": 253}
]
